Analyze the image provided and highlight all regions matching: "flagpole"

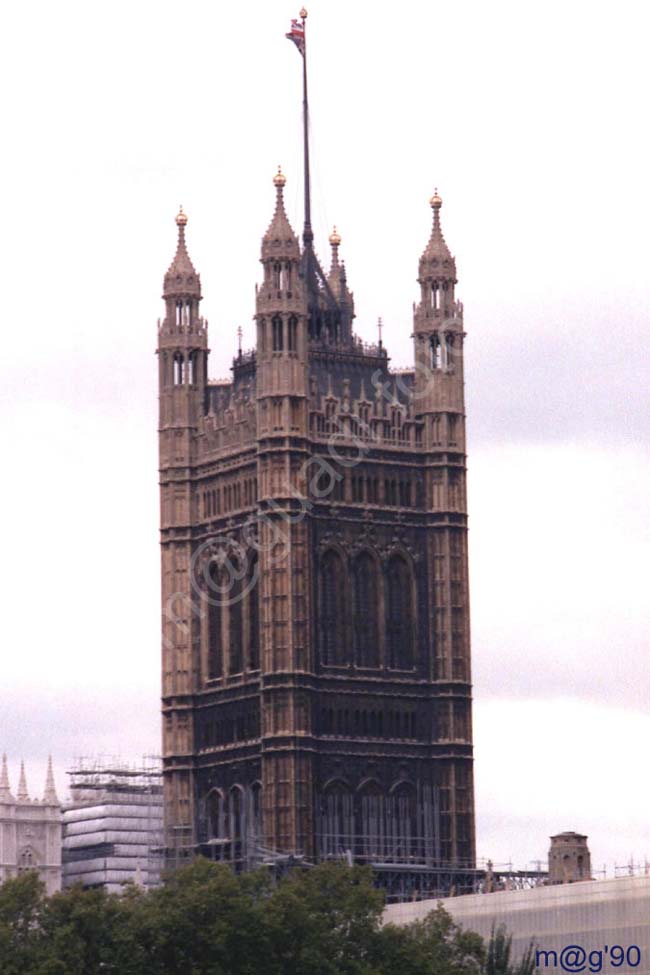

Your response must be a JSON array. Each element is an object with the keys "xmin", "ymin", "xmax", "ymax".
[{"xmin": 300, "ymin": 7, "xmax": 313, "ymax": 251}]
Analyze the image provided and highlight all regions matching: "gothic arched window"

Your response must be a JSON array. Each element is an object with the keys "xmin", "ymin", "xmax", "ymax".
[
  {"xmin": 173, "ymin": 352, "xmax": 184, "ymax": 385},
  {"xmin": 444, "ymin": 332, "xmax": 455, "ymax": 371},
  {"xmin": 18, "ymin": 848, "xmax": 35, "ymax": 872},
  {"xmin": 229, "ymin": 785, "xmax": 244, "ymax": 862},
  {"xmin": 207, "ymin": 561, "xmax": 224, "ymax": 679},
  {"xmin": 319, "ymin": 782, "xmax": 353, "ymax": 857},
  {"xmin": 430, "ymin": 331, "xmax": 442, "ymax": 369},
  {"xmin": 207, "ymin": 789, "xmax": 226, "ymax": 840},
  {"xmin": 228, "ymin": 559, "xmax": 243, "ymax": 674},
  {"xmin": 352, "ymin": 553, "xmax": 379, "ymax": 668},
  {"xmin": 288, "ymin": 315, "xmax": 298, "ymax": 352},
  {"xmin": 272, "ymin": 315, "xmax": 283, "ymax": 351},
  {"xmin": 319, "ymin": 550, "xmax": 346, "ymax": 665},
  {"xmin": 247, "ymin": 551, "xmax": 260, "ymax": 670},
  {"xmin": 357, "ymin": 782, "xmax": 385, "ymax": 860},
  {"xmin": 386, "ymin": 555, "xmax": 414, "ymax": 669},
  {"xmin": 188, "ymin": 351, "xmax": 197, "ymax": 386},
  {"xmin": 249, "ymin": 781, "xmax": 262, "ymax": 847},
  {"xmin": 387, "ymin": 783, "xmax": 419, "ymax": 860}
]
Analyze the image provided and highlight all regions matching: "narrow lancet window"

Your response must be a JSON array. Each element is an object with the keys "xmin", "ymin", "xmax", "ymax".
[
  {"xmin": 208, "ymin": 562, "xmax": 224, "ymax": 679},
  {"xmin": 228, "ymin": 559, "xmax": 243, "ymax": 674},
  {"xmin": 173, "ymin": 352, "xmax": 184, "ymax": 385},
  {"xmin": 319, "ymin": 550, "xmax": 346, "ymax": 665},
  {"xmin": 430, "ymin": 333, "xmax": 442, "ymax": 370},
  {"xmin": 272, "ymin": 315, "xmax": 283, "ymax": 351},
  {"xmin": 247, "ymin": 552, "xmax": 260, "ymax": 670},
  {"xmin": 352, "ymin": 553, "xmax": 379, "ymax": 667},
  {"xmin": 288, "ymin": 315, "xmax": 298, "ymax": 352},
  {"xmin": 386, "ymin": 555, "xmax": 414, "ymax": 669}
]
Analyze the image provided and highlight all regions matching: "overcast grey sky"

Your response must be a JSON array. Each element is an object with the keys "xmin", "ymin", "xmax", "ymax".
[{"xmin": 1, "ymin": 0, "xmax": 648, "ymax": 873}]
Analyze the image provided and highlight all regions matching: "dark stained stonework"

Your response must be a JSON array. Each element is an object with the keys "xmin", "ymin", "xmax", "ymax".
[{"xmin": 157, "ymin": 183, "xmax": 475, "ymax": 898}]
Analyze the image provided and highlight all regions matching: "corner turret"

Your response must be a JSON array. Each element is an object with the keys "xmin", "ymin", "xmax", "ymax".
[{"xmin": 413, "ymin": 190, "xmax": 465, "ymax": 436}]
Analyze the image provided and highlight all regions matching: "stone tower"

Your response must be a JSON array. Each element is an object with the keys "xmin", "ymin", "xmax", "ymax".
[
  {"xmin": 157, "ymin": 177, "xmax": 475, "ymax": 898},
  {"xmin": 549, "ymin": 831, "xmax": 592, "ymax": 884},
  {"xmin": 158, "ymin": 209, "xmax": 208, "ymax": 852}
]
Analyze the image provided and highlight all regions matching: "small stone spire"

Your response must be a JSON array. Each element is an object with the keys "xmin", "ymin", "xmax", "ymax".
[
  {"xmin": 43, "ymin": 756, "xmax": 58, "ymax": 804},
  {"xmin": 163, "ymin": 207, "xmax": 201, "ymax": 299},
  {"xmin": 262, "ymin": 167, "xmax": 299, "ymax": 260},
  {"xmin": 17, "ymin": 760, "xmax": 29, "ymax": 802},
  {"xmin": 328, "ymin": 226, "xmax": 341, "ymax": 273},
  {"xmin": 326, "ymin": 227, "xmax": 353, "ymax": 318},
  {"xmin": 0, "ymin": 754, "xmax": 13, "ymax": 800},
  {"xmin": 419, "ymin": 188, "xmax": 456, "ymax": 280}
]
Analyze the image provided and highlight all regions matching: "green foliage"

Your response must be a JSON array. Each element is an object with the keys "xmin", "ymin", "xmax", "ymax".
[
  {"xmin": 264, "ymin": 862, "xmax": 384, "ymax": 975},
  {"xmin": 485, "ymin": 923, "xmax": 536, "ymax": 975},
  {"xmin": 0, "ymin": 861, "xmax": 532, "ymax": 975},
  {"xmin": 0, "ymin": 871, "xmax": 47, "ymax": 975},
  {"xmin": 123, "ymin": 859, "xmax": 271, "ymax": 975},
  {"xmin": 39, "ymin": 883, "xmax": 131, "ymax": 975},
  {"xmin": 380, "ymin": 904, "xmax": 484, "ymax": 975}
]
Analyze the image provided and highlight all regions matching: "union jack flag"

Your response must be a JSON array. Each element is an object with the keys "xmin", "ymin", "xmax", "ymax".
[{"xmin": 286, "ymin": 18, "xmax": 305, "ymax": 56}]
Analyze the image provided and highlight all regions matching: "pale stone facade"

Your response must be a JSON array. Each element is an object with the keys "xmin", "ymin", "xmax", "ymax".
[
  {"xmin": 0, "ymin": 755, "xmax": 62, "ymax": 895},
  {"xmin": 385, "ymin": 876, "xmax": 650, "ymax": 973}
]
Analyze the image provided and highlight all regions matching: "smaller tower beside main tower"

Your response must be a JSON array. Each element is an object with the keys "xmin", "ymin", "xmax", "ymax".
[
  {"xmin": 255, "ymin": 168, "xmax": 308, "ymax": 427},
  {"xmin": 413, "ymin": 192, "xmax": 465, "ymax": 449},
  {"xmin": 158, "ymin": 208, "xmax": 208, "ymax": 442},
  {"xmin": 158, "ymin": 209, "xmax": 209, "ymax": 859},
  {"xmin": 255, "ymin": 169, "xmax": 315, "ymax": 855},
  {"xmin": 549, "ymin": 831, "xmax": 592, "ymax": 884}
]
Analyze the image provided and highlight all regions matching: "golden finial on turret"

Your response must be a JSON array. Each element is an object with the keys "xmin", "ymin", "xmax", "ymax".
[
  {"xmin": 430, "ymin": 188, "xmax": 442, "ymax": 209},
  {"xmin": 329, "ymin": 226, "xmax": 341, "ymax": 247},
  {"xmin": 176, "ymin": 206, "xmax": 188, "ymax": 227},
  {"xmin": 273, "ymin": 166, "xmax": 287, "ymax": 188}
]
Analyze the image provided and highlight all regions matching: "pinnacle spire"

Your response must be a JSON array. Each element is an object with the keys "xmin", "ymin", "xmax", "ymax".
[
  {"xmin": 419, "ymin": 189, "xmax": 456, "ymax": 281},
  {"xmin": 17, "ymin": 760, "xmax": 29, "ymax": 801},
  {"xmin": 163, "ymin": 207, "xmax": 201, "ymax": 298},
  {"xmin": 328, "ymin": 226, "xmax": 341, "ymax": 272},
  {"xmin": 326, "ymin": 225, "xmax": 343, "ymax": 295},
  {"xmin": 261, "ymin": 167, "xmax": 299, "ymax": 260},
  {"xmin": 43, "ymin": 755, "xmax": 58, "ymax": 804},
  {"xmin": 0, "ymin": 754, "xmax": 13, "ymax": 800},
  {"xmin": 326, "ymin": 227, "xmax": 353, "ymax": 318}
]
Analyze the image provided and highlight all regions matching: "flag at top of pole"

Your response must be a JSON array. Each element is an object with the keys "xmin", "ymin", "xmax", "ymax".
[
  {"xmin": 286, "ymin": 9, "xmax": 307, "ymax": 56},
  {"xmin": 286, "ymin": 8, "xmax": 313, "ymax": 247}
]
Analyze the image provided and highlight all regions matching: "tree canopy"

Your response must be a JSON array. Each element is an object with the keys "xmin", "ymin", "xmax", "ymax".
[{"xmin": 0, "ymin": 861, "xmax": 534, "ymax": 975}]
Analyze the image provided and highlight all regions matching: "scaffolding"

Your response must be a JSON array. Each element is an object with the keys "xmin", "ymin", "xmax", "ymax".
[
  {"xmin": 191, "ymin": 830, "xmax": 548, "ymax": 903},
  {"xmin": 62, "ymin": 756, "xmax": 163, "ymax": 893}
]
